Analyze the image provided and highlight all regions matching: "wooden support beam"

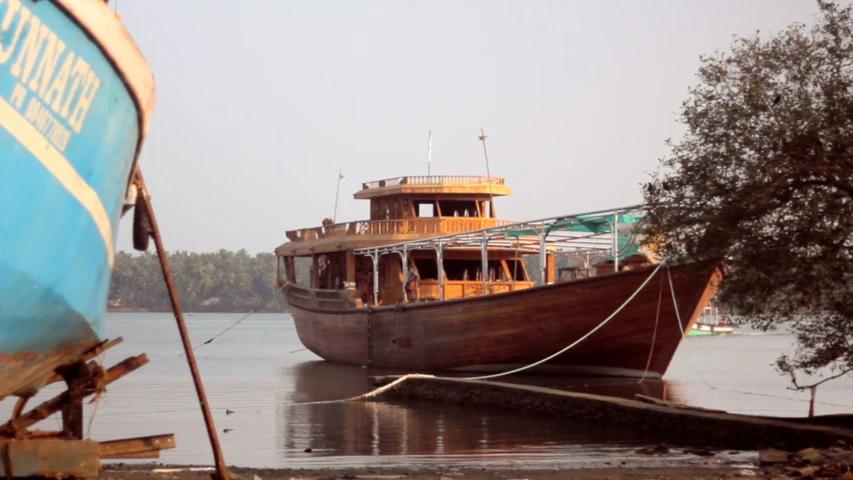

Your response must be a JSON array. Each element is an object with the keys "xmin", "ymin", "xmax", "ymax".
[
  {"xmin": 44, "ymin": 338, "xmax": 123, "ymax": 388},
  {"xmin": 546, "ymin": 253, "xmax": 556, "ymax": 284},
  {"xmin": 346, "ymin": 250, "xmax": 356, "ymax": 284},
  {"xmin": 99, "ymin": 433, "xmax": 175, "ymax": 459},
  {"xmin": 61, "ymin": 398, "xmax": 83, "ymax": 440},
  {"xmin": 311, "ymin": 255, "xmax": 319, "ymax": 288},
  {"xmin": 82, "ymin": 338, "xmax": 123, "ymax": 362},
  {"xmin": 58, "ymin": 361, "xmax": 90, "ymax": 440},
  {"xmin": 0, "ymin": 354, "xmax": 148, "ymax": 436}
]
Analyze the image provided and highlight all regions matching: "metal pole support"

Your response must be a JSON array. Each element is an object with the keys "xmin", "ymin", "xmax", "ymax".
[
  {"xmin": 371, "ymin": 252, "xmax": 380, "ymax": 306},
  {"xmin": 134, "ymin": 169, "xmax": 231, "ymax": 480},
  {"xmin": 400, "ymin": 247, "xmax": 409, "ymax": 303},
  {"xmin": 481, "ymin": 233, "xmax": 489, "ymax": 295},
  {"xmin": 539, "ymin": 231, "xmax": 547, "ymax": 285},
  {"xmin": 435, "ymin": 242, "xmax": 445, "ymax": 301}
]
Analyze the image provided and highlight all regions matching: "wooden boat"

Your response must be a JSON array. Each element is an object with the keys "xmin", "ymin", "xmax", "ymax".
[
  {"xmin": 0, "ymin": 0, "xmax": 155, "ymax": 399},
  {"xmin": 275, "ymin": 175, "xmax": 719, "ymax": 378}
]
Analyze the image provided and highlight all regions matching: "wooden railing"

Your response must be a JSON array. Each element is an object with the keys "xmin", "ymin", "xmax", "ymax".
[
  {"xmin": 361, "ymin": 175, "xmax": 505, "ymax": 190},
  {"xmin": 417, "ymin": 280, "xmax": 535, "ymax": 300},
  {"xmin": 286, "ymin": 217, "xmax": 514, "ymax": 242},
  {"xmin": 287, "ymin": 280, "xmax": 535, "ymax": 310},
  {"xmin": 286, "ymin": 284, "xmax": 356, "ymax": 310}
]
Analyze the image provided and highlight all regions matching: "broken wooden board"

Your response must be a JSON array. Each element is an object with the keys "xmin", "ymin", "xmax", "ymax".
[
  {"xmin": 633, "ymin": 394, "xmax": 729, "ymax": 413},
  {"xmin": 0, "ymin": 438, "xmax": 100, "ymax": 478},
  {"xmin": 99, "ymin": 433, "xmax": 176, "ymax": 459}
]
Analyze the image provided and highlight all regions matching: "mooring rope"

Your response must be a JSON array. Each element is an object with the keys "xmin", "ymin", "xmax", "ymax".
[
  {"xmin": 462, "ymin": 260, "xmax": 667, "ymax": 381},
  {"xmin": 665, "ymin": 266, "xmax": 853, "ymax": 410},
  {"xmin": 666, "ymin": 267, "xmax": 716, "ymax": 389},
  {"xmin": 180, "ymin": 283, "xmax": 288, "ymax": 356},
  {"xmin": 104, "ymin": 260, "xmax": 850, "ymax": 421},
  {"xmin": 637, "ymin": 273, "xmax": 665, "ymax": 384},
  {"xmin": 95, "ymin": 374, "xmax": 440, "ymax": 418},
  {"xmin": 253, "ymin": 265, "xmax": 852, "ymax": 411},
  {"xmin": 180, "ymin": 308, "xmax": 258, "ymax": 356}
]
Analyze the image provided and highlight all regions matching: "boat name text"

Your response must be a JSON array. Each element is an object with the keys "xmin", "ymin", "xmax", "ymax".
[{"xmin": 0, "ymin": 0, "xmax": 102, "ymax": 152}]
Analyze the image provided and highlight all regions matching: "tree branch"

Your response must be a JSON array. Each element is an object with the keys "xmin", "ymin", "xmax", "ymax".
[{"xmin": 787, "ymin": 366, "xmax": 853, "ymax": 391}]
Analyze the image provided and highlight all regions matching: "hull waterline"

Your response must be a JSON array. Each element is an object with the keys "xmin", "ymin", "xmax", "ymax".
[{"xmin": 288, "ymin": 263, "xmax": 719, "ymax": 378}]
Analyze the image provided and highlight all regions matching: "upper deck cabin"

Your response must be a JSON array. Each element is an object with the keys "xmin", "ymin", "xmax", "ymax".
[
  {"xmin": 277, "ymin": 175, "xmax": 515, "ymax": 256},
  {"xmin": 276, "ymin": 174, "xmax": 543, "ymax": 307},
  {"xmin": 275, "ymin": 175, "xmax": 653, "ymax": 309}
]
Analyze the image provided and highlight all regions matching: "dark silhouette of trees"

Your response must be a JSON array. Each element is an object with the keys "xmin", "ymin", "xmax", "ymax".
[{"xmin": 108, "ymin": 250, "xmax": 287, "ymax": 312}]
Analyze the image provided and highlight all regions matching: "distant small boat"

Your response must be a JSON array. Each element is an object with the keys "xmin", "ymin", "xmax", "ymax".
[
  {"xmin": 0, "ymin": 0, "xmax": 155, "ymax": 399},
  {"xmin": 687, "ymin": 306, "xmax": 737, "ymax": 336}
]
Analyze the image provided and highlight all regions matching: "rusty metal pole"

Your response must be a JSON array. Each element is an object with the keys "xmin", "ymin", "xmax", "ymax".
[{"xmin": 134, "ymin": 168, "xmax": 231, "ymax": 480}]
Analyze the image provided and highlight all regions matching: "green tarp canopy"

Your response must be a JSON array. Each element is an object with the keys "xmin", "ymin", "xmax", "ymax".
[
  {"xmin": 505, "ymin": 213, "xmax": 643, "ymax": 236},
  {"xmin": 504, "ymin": 212, "xmax": 643, "ymax": 260}
]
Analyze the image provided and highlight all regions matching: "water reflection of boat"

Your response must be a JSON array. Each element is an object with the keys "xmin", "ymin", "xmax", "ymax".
[{"xmin": 276, "ymin": 361, "xmax": 673, "ymax": 460}]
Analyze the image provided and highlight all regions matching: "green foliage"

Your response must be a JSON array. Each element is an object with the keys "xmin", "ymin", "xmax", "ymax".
[
  {"xmin": 108, "ymin": 249, "xmax": 284, "ymax": 312},
  {"xmin": 640, "ymin": 1, "xmax": 853, "ymax": 382}
]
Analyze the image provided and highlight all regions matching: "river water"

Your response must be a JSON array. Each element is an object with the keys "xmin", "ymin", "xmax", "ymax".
[{"xmin": 5, "ymin": 313, "xmax": 852, "ymax": 469}]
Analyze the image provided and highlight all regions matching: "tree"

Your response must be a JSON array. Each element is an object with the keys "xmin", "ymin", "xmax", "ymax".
[
  {"xmin": 640, "ymin": 0, "xmax": 853, "ymax": 386},
  {"xmin": 108, "ymin": 250, "xmax": 284, "ymax": 312}
]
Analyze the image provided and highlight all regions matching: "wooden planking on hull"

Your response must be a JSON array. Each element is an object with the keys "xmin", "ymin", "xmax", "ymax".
[{"xmin": 289, "ymin": 262, "xmax": 719, "ymax": 377}]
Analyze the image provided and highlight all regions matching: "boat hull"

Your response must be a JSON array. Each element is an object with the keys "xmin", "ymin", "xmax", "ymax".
[
  {"xmin": 287, "ymin": 263, "xmax": 719, "ymax": 378},
  {"xmin": 0, "ymin": 0, "xmax": 153, "ymax": 398}
]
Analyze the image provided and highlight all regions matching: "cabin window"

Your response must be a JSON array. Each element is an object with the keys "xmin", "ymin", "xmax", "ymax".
[
  {"xmin": 415, "ymin": 201, "xmax": 435, "ymax": 217},
  {"xmin": 293, "ymin": 257, "xmax": 312, "ymax": 287},
  {"xmin": 505, "ymin": 259, "xmax": 527, "ymax": 281},
  {"xmin": 413, "ymin": 258, "xmax": 438, "ymax": 280},
  {"xmin": 443, "ymin": 260, "xmax": 504, "ymax": 281},
  {"xmin": 438, "ymin": 200, "xmax": 480, "ymax": 218}
]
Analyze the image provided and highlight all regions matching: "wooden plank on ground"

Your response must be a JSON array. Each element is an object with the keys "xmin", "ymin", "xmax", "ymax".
[
  {"xmin": 633, "ymin": 394, "xmax": 729, "ymax": 413},
  {"xmin": 0, "ymin": 439, "xmax": 99, "ymax": 478},
  {"xmin": 360, "ymin": 375, "xmax": 853, "ymax": 451}
]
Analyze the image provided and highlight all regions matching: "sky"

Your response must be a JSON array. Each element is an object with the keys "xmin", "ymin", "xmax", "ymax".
[{"xmin": 113, "ymin": 0, "xmax": 823, "ymax": 255}]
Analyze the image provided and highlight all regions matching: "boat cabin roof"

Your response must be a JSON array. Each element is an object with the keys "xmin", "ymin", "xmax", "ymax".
[
  {"xmin": 352, "ymin": 205, "xmax": 648, "ymax": 260},
  {"xmin": 354, "ymin": 175, "xmax": 511, "ymax": 200},
  {"xmin": 276, "ymin": 174, "xmax": 516, "ymax": 257}
]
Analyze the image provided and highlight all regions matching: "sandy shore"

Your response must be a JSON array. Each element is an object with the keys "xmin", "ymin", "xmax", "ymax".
[{"xmin": 101, "ymin": 463, "xmax": 757, "ymax": 480}]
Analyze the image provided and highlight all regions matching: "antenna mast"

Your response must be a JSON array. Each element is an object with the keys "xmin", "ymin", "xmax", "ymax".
[
  {"xmin": 478, "ymin": 128, "xmax": 495, "ymax": 218},
  {"xmin": 333, "ymin": 167, "xmax": 343, "ymax": 223},
  {"xmin": 427, "ymin": 129, "xmax": 432, "ymax": 176}
]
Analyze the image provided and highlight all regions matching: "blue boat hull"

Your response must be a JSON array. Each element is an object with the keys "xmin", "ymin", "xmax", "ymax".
[{"xmin": 0, "ymin": 0, "xmax": 151, "ymax": 398}]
